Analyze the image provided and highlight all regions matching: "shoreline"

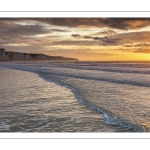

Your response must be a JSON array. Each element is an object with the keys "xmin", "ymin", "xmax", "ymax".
[
  {"xmin": 1, "ymin": 60, "xmax": 150, "ymax": 63},
  {"xmin": 0, "ymin": 61, "xmax": 147, "ymax": 132},
  {"xmin": 0, "ymin": 66, "xmax": 131, "ymax": 132},
  {"xmin": 0, "ymin": 60, "xmax": 79, "ymax": 63}
]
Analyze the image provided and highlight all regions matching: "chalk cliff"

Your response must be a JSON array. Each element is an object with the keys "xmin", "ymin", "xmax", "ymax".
[
  {"xmin": 0, "ymin": 48, "xmax": 78, "ymax": 61},
  {"xmin": 0, "ymin": 48, "xmax": 5, "ymax": 60}
]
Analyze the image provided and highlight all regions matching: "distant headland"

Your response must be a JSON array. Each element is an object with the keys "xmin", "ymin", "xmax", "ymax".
[{"xmin": 0, "ymin": 48, "xmax": 78, "ymax": 61}]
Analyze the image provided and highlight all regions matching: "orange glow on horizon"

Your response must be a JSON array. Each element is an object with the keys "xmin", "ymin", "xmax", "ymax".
[{"xmin": 1, "ymin": 18, "xmax": 150, "ymax": 61}]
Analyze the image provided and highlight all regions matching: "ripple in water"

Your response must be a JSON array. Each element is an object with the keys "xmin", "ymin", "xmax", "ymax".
[{"xmin": 0, "ymin": 67, "xmax": 133, "ymax": 132}]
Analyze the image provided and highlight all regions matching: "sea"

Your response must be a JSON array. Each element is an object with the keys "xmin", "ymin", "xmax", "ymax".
[{"xmin": 0, "ymin": 61, "xmax": 150, "ymax": 132}]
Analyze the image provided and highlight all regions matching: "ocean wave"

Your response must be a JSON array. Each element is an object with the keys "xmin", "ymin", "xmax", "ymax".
[
  {"xmin": 1, "ymin": 62, "xmax": 150, "ymax": 132},
  {"xmin": 1, "ymin": 62, "xmax": 150, "ymax": 88},
  {"xmin": 40, "ymin": 64, "xmax": 150, "ymax": 75},
  {"xmin": 38, "ymin": 72, "xmax": 146, "ymax": 132}
]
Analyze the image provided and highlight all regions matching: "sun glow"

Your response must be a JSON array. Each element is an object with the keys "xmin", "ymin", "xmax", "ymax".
[{"xmin": 1, "ymin": 18, "xmax": 150, "ymax": 61}]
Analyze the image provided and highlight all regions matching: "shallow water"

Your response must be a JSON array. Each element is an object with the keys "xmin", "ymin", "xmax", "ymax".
[
  {"xmin": 1, "ymin": 61, "xmax": 150, "ymax": 132},
  {"xmin": 0, "ymin": 67, "xmax": 132, "ymax": 132}
]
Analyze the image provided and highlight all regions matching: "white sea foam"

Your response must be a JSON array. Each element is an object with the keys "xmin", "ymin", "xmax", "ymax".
[
  {"xmin": 1, "ymin": 61, "xmax": 150, "ymax": 132},
  {"xmin": 0, "ymin": 65, "xmax": 130, "ymax": 132}
]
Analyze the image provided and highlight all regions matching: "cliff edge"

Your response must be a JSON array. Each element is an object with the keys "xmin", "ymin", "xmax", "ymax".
[{"xmin": 0, "ymin": 48, "xmax": 78, "ymax": 61}]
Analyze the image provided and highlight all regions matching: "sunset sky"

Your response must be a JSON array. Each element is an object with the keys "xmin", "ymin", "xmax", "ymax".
[{"xmin": 1, "ymin": 18, "xmax": 150, "ymax": 61}]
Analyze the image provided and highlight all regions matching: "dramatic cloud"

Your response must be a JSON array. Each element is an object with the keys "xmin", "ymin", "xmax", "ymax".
[
  {"xmin": 51, "ymin": 29, "xmax": 69, "ymax": 32},
  {"xmin": 124, "ymin": 43, "xmax": 150, "ymax": 47},
  {"xmin": 0, "ymin": 24, "xmax": 49, "ymax": 36},
  {"xmin": 134, "ymin": 43, "xmax": 150, "ymax": 47},
  {"xmin": 134, "ymin": 48, "xmax": 150, "ymax": 53},
  {"xmin": 124, "ymin": 44, "xmax": 134, "ymax": 47},
  {"xmin": 71, "ymin": 34, "xmax": 80, "ymax": 38},
  {"xmin": 83, "ymin": 36, "xmax": 92, "ymax": 39},
  {"xmin": 100, "ymin": 30, "xmax": 116, "ymax": 34},
  {"xmin": 2, "ymin": 18, "xmax": 150, "ymax": 30},
  {"xmin": 71, "ymin": 34, "xmax": 121, "ymax": 46},
  {"xmin": 39, "ymin": 18, "xmax": 150, "ymax": 30},
  {"xmin": 1, "ymin": 18, "xmax": 150, "ymax": 61},
  {"xmin": 100, "ymin": 37, "xmax": 121, "ymax": 45},
  {"xmin": 51, "ymin": 40, "xmax": 100, "ymax": 46}
]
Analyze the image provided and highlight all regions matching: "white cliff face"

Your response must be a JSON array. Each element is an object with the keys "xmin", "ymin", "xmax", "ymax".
[
  {"xmin": 0, "ymin": 49, "xmax": 6, "ymax": 60},
  {"xmin": 33, "ymin": 54, "xmax": 48, "ymax": 60},
  {"xmin": 12, "ymin": 52, "xmax": 25, "ymax": 60},
  {"xmin": 0, "ymin": 48, "xmax": 78, "ymax": 61},
  {"xmin": 0, "ymin": 50, "xmax": 2, "ymax": 60},
  {"xmin": 24, "ymin": 54, "xmax": 33, "ymax": 60}
]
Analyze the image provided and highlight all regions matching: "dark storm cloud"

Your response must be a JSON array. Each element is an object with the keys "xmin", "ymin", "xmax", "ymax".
[
  {"xmin": 99, "ymin": 18, "xmax": 150, "ymax": 30},
  {"xmin": 0, "ymin": 24, "xmax": 48, "ymax": 36},
  {"xmin": 0, "ymin": 21, "xmax": 74, "ymax": 50},
  {"xmin": 71, "ymin": 31, "xmax": 150, "ymax": 47},
  {"xmin": 100, "ymin": 30, "xmax": 116, "ymax": 34},
  {"xmin": 93, "ymin": 37, "xmax": 104, "ymax": 40},
  {"xmin": 122, "ymin": 42, "xmax": 150, "ymax": 53},
  {"xmin": 100, "ymin": 31, "xmax": 150, "ymax": 47},
  {"xmin": 71, "ymin": 34, "xmax": 80, "ymax": 38},
  {"xmin": 124, "ymin": 44, "xmax": 133, "ymax": 47},
  {"xmin": 51, "ymin": 39, "xmax": 122, "ymax": 47},
  {"xmin": 38, "ymin": 18, "xmax": 150, "ymax": 30},
  {"xmin": 83, "ymin": 36, "xmax": 92, "ymax": 39},
  {"xmin": 0, "ymin": 23, "xmax": 51, "ymax": 45},
  {"xmin": 2, "ymin": 18, "xmax": 150, "ymax": 57},
  {"xmin": 0, "ymin": 22, "xmax": 54, "ymax": 46},
  {"xmin": 100, "ymin": 37, "xmax": 121, "ymax": 45},
  {"xmin": 0, "ymin": 20, "xmax": 70, "ymax": 45},
  {"xmin": 71, "ymin": 34, "xmax": 121, "ymax": 46},
  {"xmin": 124, "ymin": 43, "xmax": 150, "ymax": 47},
  {"xmin": 51, "ymin": 29, "xmax": 69, "ymax": 32},
  {"xmin": 1, "ymin": 18, "xmax": 150, "ymax": 30}
]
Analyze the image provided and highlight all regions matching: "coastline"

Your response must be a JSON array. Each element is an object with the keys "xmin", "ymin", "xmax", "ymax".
[
  {"xmin": 0, "ymin": 48, "xmax": 79, "ymax": 62},
  {"xmin": 0, "ymin": 61, "xmax": 144, "ymax": 131},
  {"xmin": 0, "ymin": 66, "xmax": 132, "ymax": 132}
]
